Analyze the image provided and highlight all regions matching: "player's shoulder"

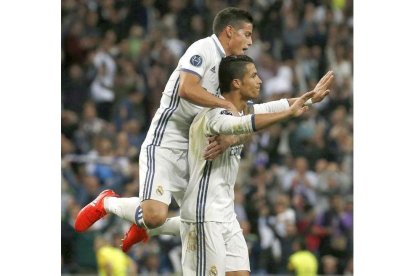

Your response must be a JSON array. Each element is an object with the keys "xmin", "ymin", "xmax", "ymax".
[
  {"xmin": 190, "ymin": 36, "xmax": 213, "ymax": 47},
  {"xmin": 205, "ymin": 108, "xmax": 235, "ymax": 119},
  {"xmin": 186, "ymin": 36, "xmax": 215, "ymax": 56}
]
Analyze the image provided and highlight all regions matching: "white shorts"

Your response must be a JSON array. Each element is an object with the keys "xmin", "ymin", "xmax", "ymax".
[
  {"xmin": 139, "ymin": 145, "xmax": 188, "ymax": 206},
  {"xmin": 180, "ymin": 219, "xmax": 250, "ymax": 276}
]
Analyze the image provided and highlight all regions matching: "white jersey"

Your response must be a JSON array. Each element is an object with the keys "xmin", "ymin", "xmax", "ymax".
[
  {"xmin": 180, "ymin": 99, "xmax": 290, "ymax": 223},
  {"xmin": 142, "ymin": 34, "xmax": 226, "ymax": 150}
]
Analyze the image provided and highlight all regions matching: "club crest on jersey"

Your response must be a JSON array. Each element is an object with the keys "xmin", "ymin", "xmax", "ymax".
[
  {"xmin": 209, "ymin": 266, "xmax": 218, "ymax": 276},
  {"xmin": 156, "ymin": 185, "xmax": 164, "ymax": 196},
  {"xmin": 220, "ymin": 110, "xmax": 233, "ymax": 116},
  {"xmin": 190, "ymin": 55, "xmax": 203, "ymax": 67}
]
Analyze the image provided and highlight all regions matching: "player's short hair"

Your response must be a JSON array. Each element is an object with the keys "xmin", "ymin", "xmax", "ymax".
[
  {"xmin": 212, "ymin": 7, "xmax": 253, "ymax": 36},
  {"xmin": 219, "ymin": 55, "xmax": 254, "ymax": 94}
]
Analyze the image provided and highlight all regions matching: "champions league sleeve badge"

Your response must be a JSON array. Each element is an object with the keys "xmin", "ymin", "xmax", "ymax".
[{"xmin": 190, "ymin": 55, "xmax": 203, "ymax": 67}]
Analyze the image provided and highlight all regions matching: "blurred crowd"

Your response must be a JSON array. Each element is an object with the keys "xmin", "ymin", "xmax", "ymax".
[{"xmin": 61, "ymin": 0, "xmax": 353, "ymax": 275}]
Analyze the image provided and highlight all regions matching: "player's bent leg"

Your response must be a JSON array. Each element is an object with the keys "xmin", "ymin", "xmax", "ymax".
[
  {"xmin": 120, "ymin": 199, "xmax": 168, "ymax": 253},
  {"xmin": 148, "ymin": 216, "xmax": 181, "ymax": 236},
  {"xmin": 140, "ymin": 199, "xmax": 169, "ymax": 229},
  {"xmin": 74, "ymin": 189, "xmax": 119, "ymax": 232},
  {"xmin": 121, "ymin": 215, "xmax": 180, "ymax": 252},
  {"xmin": 121, "ymin": 224, "xmax": 149, "ymax": 252},
  {"xmin": 104, "ymin": 196, "xmax": 141, "ymax": 224}
]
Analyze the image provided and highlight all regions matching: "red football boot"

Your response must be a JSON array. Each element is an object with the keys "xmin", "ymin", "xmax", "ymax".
[
  {"xmin": 74, "ymin": 189, "xmax": 119, "ymax": 232},
  {"xmin": 121, "ymin": 224, "xmax": 149, "ymax": 252}
]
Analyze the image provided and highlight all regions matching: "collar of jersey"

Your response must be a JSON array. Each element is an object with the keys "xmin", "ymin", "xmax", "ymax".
[
  {"xmin": 217, "ymin": 95, "xmax": 244, "ymax": 116},
  {"xmin": 211, "ymin": 34, "xmax": 226, "ymax": 58}
]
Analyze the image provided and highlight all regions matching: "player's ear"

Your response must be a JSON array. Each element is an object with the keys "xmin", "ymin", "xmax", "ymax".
[
  {"xmin": 232, "ymin": 79, "xmax": 241, "ymax": 89},
  {"xmin": 225, "ymin": 25, "xmax": 233, "ymax": 38}
]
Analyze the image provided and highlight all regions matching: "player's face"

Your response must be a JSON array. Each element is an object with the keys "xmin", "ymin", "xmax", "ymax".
[
  {"xmin": 240, "ymin": 63, "xmax": 262, "ymax": 100},
  {"xmin": 228, "ymin": 22, "xmax": 253, "ymax": 55}
]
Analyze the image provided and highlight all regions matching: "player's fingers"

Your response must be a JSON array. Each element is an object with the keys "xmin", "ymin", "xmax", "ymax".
[
  {"xmin": 205, "ymin": 141, "xmax": 218, "ymax": 151},
  {"xmin": 321, "ymin": 77, "xmax": 332, "ymax": 90},
  {"xmin": 320, "ymin": 71, "xmax": 332, "ymax": 83},
  {"xmin": 207, "ymin": 136, "xmax": 217, "ymax": 143},
  {"xmin": 206, "ymin": 150, "xmax": 221, "ymax": 160},
  {"xmin": 325, "ymin": 70, "xmax": 333, "ymax": 77},
  {"xmin": 203, "ymin": 149, "xmax": 211, "ymax": 158},
  {"xmin": 303, "ymin": 91, "xmax": 315, "ymax": 99},
  {"xmin": 204, "ymin": 146, "xmax": 219, "ymax": 158},
  {"xmin": 326, "ymin": 75, "xmax": 334, "ymax": 86},
  {"xmin": 321, "ymin": 71, "xmax": 333, "ymax": 85},
  {"xmin": 205, "ymin": 146, "xmax": 222, "ymax": 159}
]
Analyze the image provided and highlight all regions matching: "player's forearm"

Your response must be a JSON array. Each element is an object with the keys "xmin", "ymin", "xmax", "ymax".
[
  {"xmin": 208, "ymin": 114, "xmax": 255, "ymax": 136},
  {"xmin": 254, "ymin": 99, "xmax": 290, "ymax": 114},
  {"xmin": 287, "ymin": 92, "xmax": 316, "ymax": 106},
  {"xmin": 209, "ymin": 110, "xmax": 292, "ymax": 137},
  {"xmin": 179, "ymin": 72, "xmax": 230, "ymax": 109},
  {"xmin": 287, "ymin": 98, "xmax": 299, "ymax": 106},
  {"xmin": 252, "ymin": 110, "xmax": 293, "ymax": 131},
  {"xmin": 181, "ymin": 85, "xmax": 229, "ymax": 108}
]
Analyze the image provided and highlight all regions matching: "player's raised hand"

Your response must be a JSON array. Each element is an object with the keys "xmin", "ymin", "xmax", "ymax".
[
  {"xmin": 312, "ymin": 70, "xmax": 334, "ymax": 103},
  {"xmin": 290, "ymin": 91, "xmax": 315, "ymax": 117}
]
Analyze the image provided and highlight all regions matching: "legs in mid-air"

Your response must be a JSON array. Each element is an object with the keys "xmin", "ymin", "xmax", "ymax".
[{"xmin": 75, "ymin": 146, "xmax": 187, "ymax": 251}]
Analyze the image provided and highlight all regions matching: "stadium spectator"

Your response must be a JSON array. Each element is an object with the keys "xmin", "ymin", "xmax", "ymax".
[
  {"xmin": 94, "ymin": 235, "xmax": 137, "ymax": 275},
  {"xmin": 287, "ymin": 238, "xmax": 318, "ymax": 276}
]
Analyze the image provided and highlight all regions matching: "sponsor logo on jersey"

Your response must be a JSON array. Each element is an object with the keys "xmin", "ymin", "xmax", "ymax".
[
  {"xmin": 190, "ymin": 55, "xmax": 203, "ymax": 67},
  {"xmin": 220, "ymin": 110, "xmax": 233, "ymax": 116},
  {"xmin": 230, "ymin": 144, "xmax": 244, "ymax": 157},
  {"xmin": 210, "ymin": 66, "xmax": 216, "ymax": 73}
]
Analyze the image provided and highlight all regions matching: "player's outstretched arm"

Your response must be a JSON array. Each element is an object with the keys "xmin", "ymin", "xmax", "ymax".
[
  {"xmin": 204, "ymin": 92, "xmax": 314, "ymax": 141},
  {"xmin": 253, "ymin": 91, "xmax": 315, "ymax": 130}
]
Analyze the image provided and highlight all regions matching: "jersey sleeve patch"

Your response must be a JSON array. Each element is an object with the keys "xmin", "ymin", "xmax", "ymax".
[{"xmin": 190, "ymin": 55, "xmax": 203, "ymax": 67}]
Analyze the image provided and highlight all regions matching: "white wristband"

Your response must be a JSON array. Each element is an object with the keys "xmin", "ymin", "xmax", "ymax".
[{"xmin": 304, "ymin": 99, "xmax": 313, "ymax": 106}]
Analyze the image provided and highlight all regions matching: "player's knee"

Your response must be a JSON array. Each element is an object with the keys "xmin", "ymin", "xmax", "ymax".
[
  {"xmin": 141, "ymin": 201, "xmax": 168, "ymax": 229},
  {"xmin": 143, "ymin": 212, "xmax": 167, "ymax": 228}
]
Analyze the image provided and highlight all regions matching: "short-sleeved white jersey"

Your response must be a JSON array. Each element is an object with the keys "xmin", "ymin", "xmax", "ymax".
[
  {"xmin": 142, "ymin": 34, "xmax": 226, "ymax": 150},
  {"xmin": 180, "ymin": 99, "xmax": 290, "ymax": 223}
]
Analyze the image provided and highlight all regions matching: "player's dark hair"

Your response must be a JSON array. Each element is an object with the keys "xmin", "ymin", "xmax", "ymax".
[
  {"xmin": 219, "ymin": 55, "xmax": 254, "ymax": 94},
  {"xmin": 212, "ymin": 7, "xmax": 253, "ymax": 36}
]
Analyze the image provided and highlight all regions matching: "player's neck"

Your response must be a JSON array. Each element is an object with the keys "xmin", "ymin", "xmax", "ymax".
[
  {"xmin": 223, "ymin": 93, "xmax": 246, "ymax": 113},
  {"xmin": 218, "ymin": 34, "xmax": 232, "ymax": 56}
]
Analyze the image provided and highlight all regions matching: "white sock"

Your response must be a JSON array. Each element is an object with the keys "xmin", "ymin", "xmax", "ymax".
[
  {"xmin": 104, "ymin": 197, "xmax": 140, "ymax": 224},
  {"xmin": 148, "ymin": 216, "xmax": 180, "ymax": 237}
]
